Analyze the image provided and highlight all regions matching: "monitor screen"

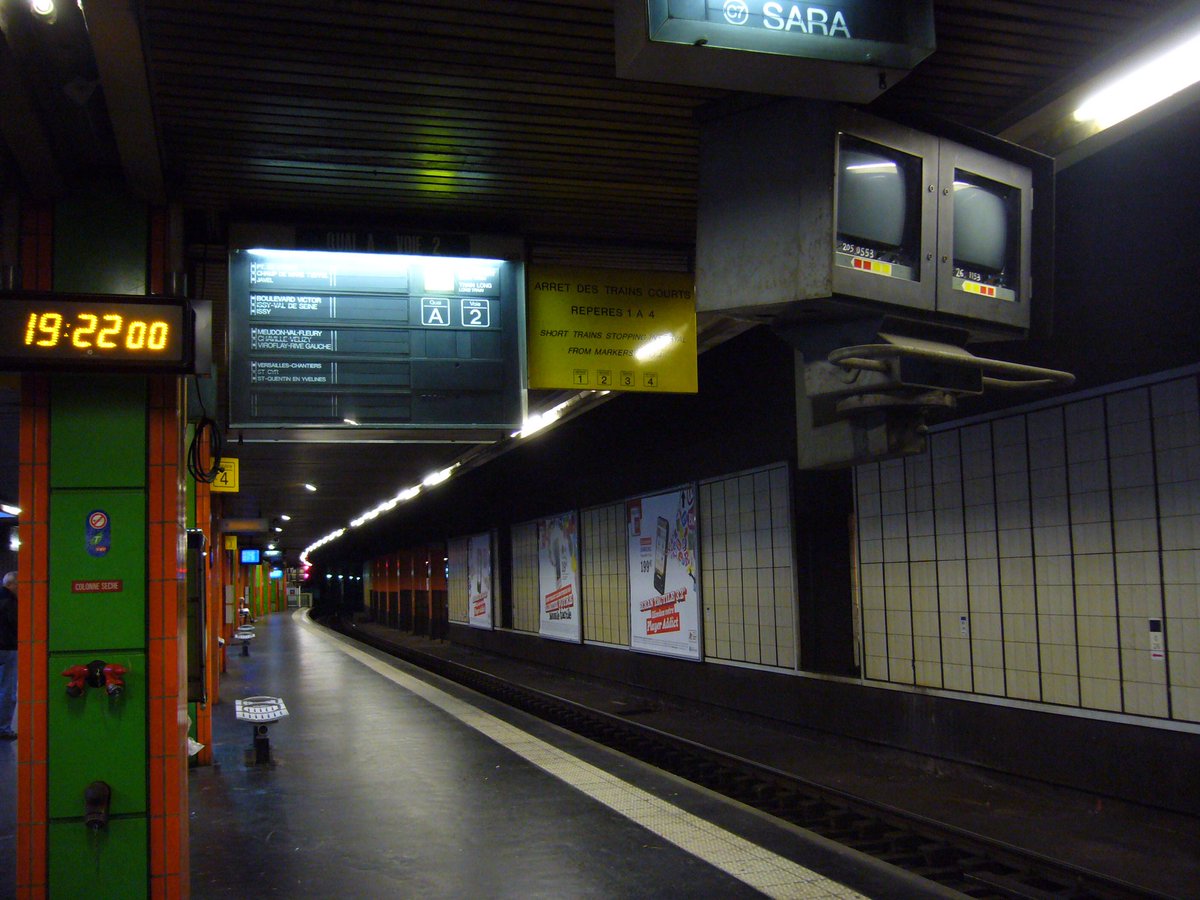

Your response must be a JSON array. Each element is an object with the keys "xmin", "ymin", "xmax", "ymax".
[
  {"xmin": 268, "ymin": 568, "xmax": 283, "ymax": 580},
  {"xmin": 951, "ymin": 169, "xmax": 1021, "ymax": 299},
  {"xmin": 240, "ymin": 548, "xmax": 261, "ymax": 565},
  {"xmin": 836, "ymin": 135, "xmax": 922, "ymax": 281}
]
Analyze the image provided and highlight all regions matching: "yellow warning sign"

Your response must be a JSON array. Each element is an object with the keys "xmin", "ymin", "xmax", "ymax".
[
  {"xmin": 209, "ymin": 457, "xmax": 240, "ymax": 493},
  {"xmin": 224, "ymin": 535, "xmax": 238, "ymax": 551},
  {"xmin": 526, "ymin": 267, "xmax": 697, "ymax": 393}
]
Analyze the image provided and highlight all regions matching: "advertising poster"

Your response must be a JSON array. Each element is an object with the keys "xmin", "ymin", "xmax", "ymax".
[
  {"xmin": 538, "ymin": 512, "xmax": 582, "ymax": 643},
  {"xmin": 626, "ymin": 486, "xmax": 700, "ymax": 660},
  {"xmin": 467, "ymin": 532, "xmax": 493, "ymax": 630}
]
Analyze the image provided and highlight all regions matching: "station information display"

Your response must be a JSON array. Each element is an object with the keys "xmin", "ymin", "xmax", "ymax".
[{"xmin": 227, "ymin": 249, "xmax": 525, "ymax": 429}]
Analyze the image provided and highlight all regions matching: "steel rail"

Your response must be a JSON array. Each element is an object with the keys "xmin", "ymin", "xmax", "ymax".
[{"xmin": 336, "ymin": 620, "xmax": 1168, "ymax": 900}]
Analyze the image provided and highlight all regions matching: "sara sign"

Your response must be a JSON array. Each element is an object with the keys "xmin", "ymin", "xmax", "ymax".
[
  {"xmin": 614, "ymin": 0, "xmax": 935, "ymax": 101},
  {"xmin": 627, "ymin": 486, "xmax": 700, "ymax": 660},
  {"xmin": 538, "ymin": 513, "xmax": 582, "ymax": 643},
  {"xmin": 648, "ymin": 1, "xmax": 932, "ymax": 57}
]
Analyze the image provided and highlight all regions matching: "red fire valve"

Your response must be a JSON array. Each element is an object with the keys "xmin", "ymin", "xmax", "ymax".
[
  {"xmin": 62, "ymin": 665, "xmax": 89, "ymax": 697},
  {"xmin": 102, "ymin": 664, "xmax": 128, "ymax": 698}
]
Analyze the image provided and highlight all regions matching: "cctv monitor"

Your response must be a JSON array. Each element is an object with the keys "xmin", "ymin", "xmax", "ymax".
[
  {"xmin": 937, "ymin": 141, "xmax": 1032, "ymax": 330},
  {"xmin": 832, "ymin": 112, "xmax": 937, "ymax": 313},
  {"xmin": 837, "ymin": 139, "xmax": 919, "ymax": 278},
  {"xmin": 240, "ymin": 548, "xmax": 261, "ymax": 565}
]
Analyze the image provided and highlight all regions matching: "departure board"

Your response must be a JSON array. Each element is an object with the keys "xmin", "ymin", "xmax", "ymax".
[{"xmin": 228, "ymin": 249, "xmax": 525, "ymax": 429}]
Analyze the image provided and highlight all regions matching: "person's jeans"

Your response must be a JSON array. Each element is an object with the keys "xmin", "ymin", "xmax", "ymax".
[{"xmin": 0, "ymin": 649, "xmax": 16, "ymax": 733}]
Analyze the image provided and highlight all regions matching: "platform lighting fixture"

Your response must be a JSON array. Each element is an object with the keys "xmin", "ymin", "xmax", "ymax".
[
  {"xmin": 515, "ymin": 399, "xmax": 572, "ymax": 439},
  {"xmin": 1, "ymin": 504, "xmax": 21, "ymax": 516},
  {"xmin": 422, "ymin": 465, "xmax": 456, "ymax": 487},
  {"xmin": 30, "ymin": 0, "xmax": 55, "ymax": 18},
  {"xmin": 274, "ymin": 526, "xmax": 283, "ymax": 533},
  {"xmin": 300, "ymin": 526, "xmax": 346, "ymax": 567},
  {"xmin": 9, "ymin": 534, "xmax": 19, "ymax": 552},
  {"xmin": 1001, "ymin": 6, "xmax": 1200, "ymax": 166},
  {"xmin": 343, "ymin": 418, "xmax": 359, "ymax": 426},
  {"xmin": 280, "ymin": 514, "xmax": 291, "ymax": 521},
  {"xmin": 1073, "ymin": 28, "xmax": 1200, "ymax": 130},
  {"xmin": 303, "ymin": 483, "xmax": 317, "ymax": 492}
]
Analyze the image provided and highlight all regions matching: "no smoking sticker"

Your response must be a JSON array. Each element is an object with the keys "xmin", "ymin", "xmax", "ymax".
[{"xmin": 86, "ymin": 509, "xmax": 111, "ymax": 558}]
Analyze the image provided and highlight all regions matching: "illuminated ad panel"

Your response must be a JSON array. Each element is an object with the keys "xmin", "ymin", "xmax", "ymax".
[
  {"xmin": 538, "ymin": 512, "xmax": 582, "ymax": 643},
  {"xmin": 228, "ymin": 249, "xmax": 525, "ymax": 429},
  {"xmin": 526, "ymin": 267, "xmax": 697, "ymax": 393},
  {"xmin": 626, "ymin": 486, "xmax": 700, "ymax": 661},
  {"xmin": 467, "ymin": 532, "xmax": 493, "ymax": 630}
]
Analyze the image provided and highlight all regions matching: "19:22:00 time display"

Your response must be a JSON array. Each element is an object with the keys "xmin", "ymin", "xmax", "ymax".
[
  {"xmin": 0, "ymin": 295, "xmax": 190, "ymax": 370},
  {"xmin": 24, "ymin": 311, "xmax": 171, "ymax": 352}
]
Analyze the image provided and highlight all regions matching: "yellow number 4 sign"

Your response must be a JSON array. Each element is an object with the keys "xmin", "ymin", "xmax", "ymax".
[{"xmin": 210, "ymin": 457, "xmax": 240, "ymax": 493}]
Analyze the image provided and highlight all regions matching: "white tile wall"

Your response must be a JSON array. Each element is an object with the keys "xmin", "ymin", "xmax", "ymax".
[
  {"xmin": 581, "ymin": 503, "xmax": 629, "ymax": 646},
  {"xmin": 853, "ymin": 372, "xmax": 1200, "ymax": 724},
  {"xmin": 447, "ymin": 536, "xmax": 470, "ymax": 623},
  {"xmin": 701, "ymin": 464, "xmax": 797, "ymax": 669},
  {"xmin": 1153, "ymin": 379, "xmax": 1200, "ymax": 721},
  {"xmin": 856, "ymin": 462, "xmax": 890, "ymax": 680},
  {"xmin": 511, "ymin": 521, "xmax": 540, "ymax": 634}
]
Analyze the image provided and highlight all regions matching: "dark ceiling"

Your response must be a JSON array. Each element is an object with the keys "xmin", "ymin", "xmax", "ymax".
[{"xmin": 0, "ymin": 0, "xmax": 1190, "ymax": 565}]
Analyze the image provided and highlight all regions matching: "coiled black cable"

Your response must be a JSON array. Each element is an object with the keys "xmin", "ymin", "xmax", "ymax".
[{"xmin": 187, "ymin": 413, "xmax": 223, "ymax": 484}]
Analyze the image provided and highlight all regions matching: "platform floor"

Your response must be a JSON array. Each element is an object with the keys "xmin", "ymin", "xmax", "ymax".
[
  {"xmin": 349, "ymin": 618, "xmax": 1200, "ymax": 900},
  {"xmin": 189, "ymin": 610, "xmax": 947, "ymax": 898},
  {"xmin": 2, "ymin": 609, "xmax": 1196, "ymax": 898}
]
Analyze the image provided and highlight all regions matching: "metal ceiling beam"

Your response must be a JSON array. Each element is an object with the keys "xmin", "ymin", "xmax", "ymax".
[
  {"xmin": 0, "ymin": 17, "xmax": 64, "ymax": 198},
  {"xmin": 81, "ymin": 0, "xmax": 164, "ymax": 203}
]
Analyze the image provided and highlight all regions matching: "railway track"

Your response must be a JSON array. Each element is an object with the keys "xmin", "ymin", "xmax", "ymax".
[{"xmin": 338, "ymin": 621, "xmax": 1168, "ymax": 900}]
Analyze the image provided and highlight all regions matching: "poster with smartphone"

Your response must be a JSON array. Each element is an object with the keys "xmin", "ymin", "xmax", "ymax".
[
  {"xmin": 467, "ymin": 532, "xmax": 493, "ymax": 630},
  {"xmin": 538, "ymin": 512, "xmax": 582, "ymax": 643},
  {"xmin": 626, "ymin": 486, "xmax": 700, "ymax": 660}
]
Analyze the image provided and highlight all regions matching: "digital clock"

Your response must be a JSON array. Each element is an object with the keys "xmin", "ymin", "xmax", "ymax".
[{"xmin": 0, "ymin": 292, "xmax": 194, "ymax": 372}]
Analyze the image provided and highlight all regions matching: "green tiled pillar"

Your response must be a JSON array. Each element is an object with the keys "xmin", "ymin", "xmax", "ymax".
[{"xmin": 47, "ymin": 376, "xmax": 149, "ymax": 899}]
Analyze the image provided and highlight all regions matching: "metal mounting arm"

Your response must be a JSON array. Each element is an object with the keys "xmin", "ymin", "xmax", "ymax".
[{"xmin": 828, "ymin": 337, "xmax": 1075, "ymax": 392}]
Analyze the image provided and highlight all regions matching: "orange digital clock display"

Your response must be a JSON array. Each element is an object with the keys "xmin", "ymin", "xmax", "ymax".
[{"xmin": 1, "ymin": 295, "xmax": 192, "ymax": 372}]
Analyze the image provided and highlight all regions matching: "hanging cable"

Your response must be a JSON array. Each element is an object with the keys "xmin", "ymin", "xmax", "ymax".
[
  {"xmin": 185, "ymin": 243, "xmax": 223, "ymax": 484},
  {"xmin": 188, "ymin": 413, "xmax": 223, "ymax": 484}
]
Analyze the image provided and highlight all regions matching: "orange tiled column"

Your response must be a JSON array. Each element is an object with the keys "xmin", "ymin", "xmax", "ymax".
[
  {"xmin": 16, "ymin": 376, "xmax": 50, "ymax": 899},
  {"xmin": 146, "ymin": 378, "xmax": 191, "ymax": 896},
  {"xmin": 15, "ymin": 200, "xmax": 53, "ymax": 899}
]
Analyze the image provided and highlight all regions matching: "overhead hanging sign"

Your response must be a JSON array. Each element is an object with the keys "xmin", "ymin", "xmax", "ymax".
[
  {"xmin": 526, "ymin": 266, "xmax": 697, "ymax": 393},
  {"xmin": 227, "ymin": 248, "xmax": 525, "ymax": 430},
  {"xmin": 614, "ymin": 1, "xmax": 935, "ymax": 101}
]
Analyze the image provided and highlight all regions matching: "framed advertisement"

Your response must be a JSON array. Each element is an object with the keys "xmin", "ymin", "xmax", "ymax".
[
  {"xmin": 467, "ymin": 532, "xmax": 493, "ymax": 630},
  {"xmin": 626, "ymin": 485, "xmax": 700, "ymax": 660},
  {"xmin": 538, "ymin": 512, "xmax": 582, "ymax": 643}
]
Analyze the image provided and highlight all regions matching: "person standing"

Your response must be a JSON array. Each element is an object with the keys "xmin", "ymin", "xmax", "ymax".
[{"xmin": 0, "ymin": 570, "xmax": 17, "ymax": 739}]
